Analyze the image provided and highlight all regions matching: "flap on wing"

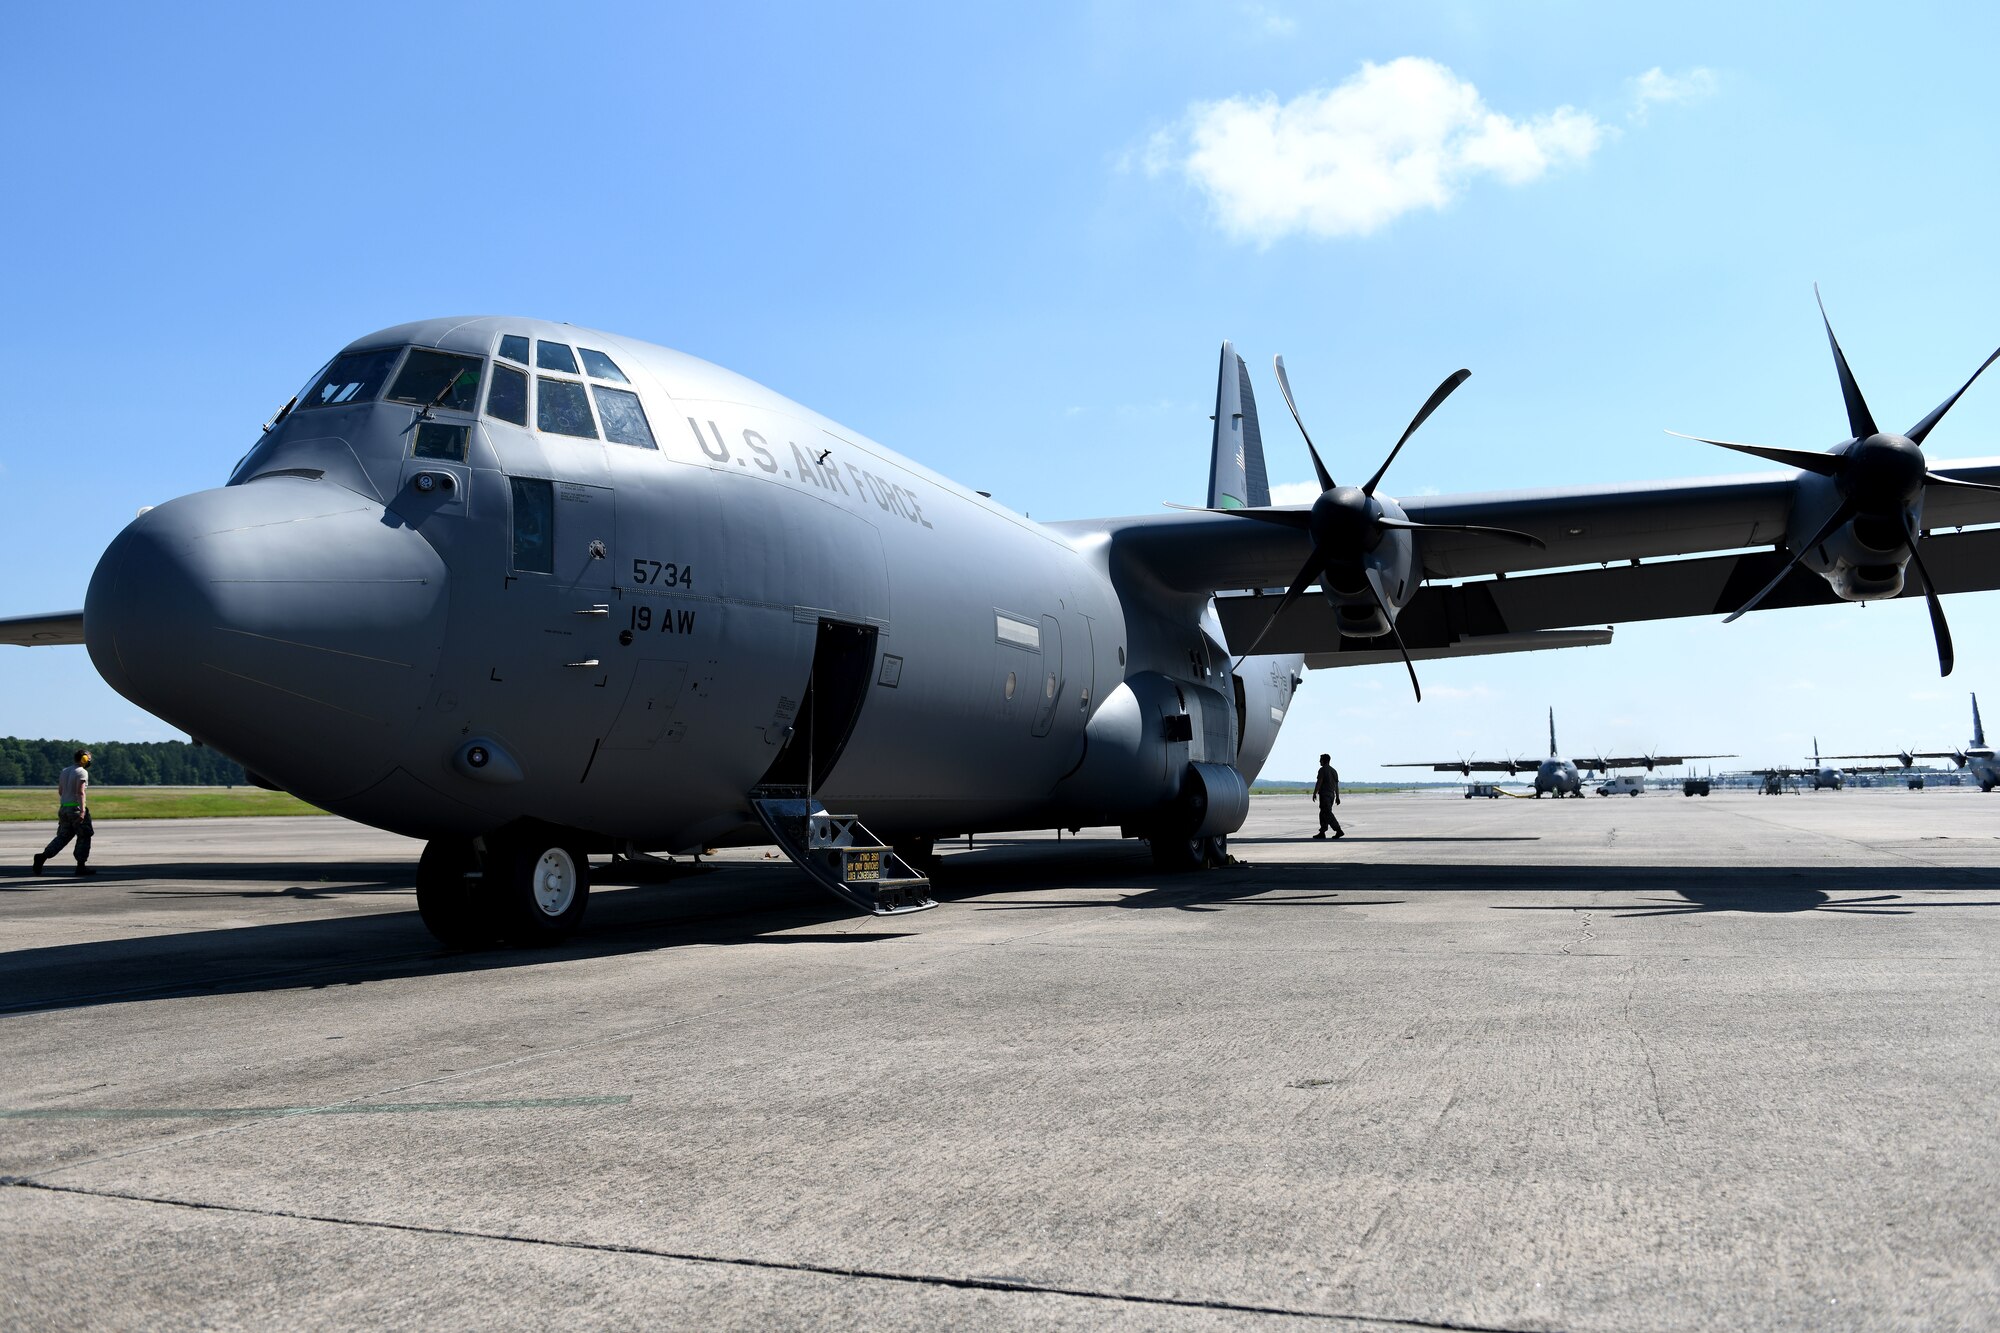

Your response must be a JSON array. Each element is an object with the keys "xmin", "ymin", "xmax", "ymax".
[{"xmin": 0, "ymin": 611, "xmax": 85, "ymax": 646}]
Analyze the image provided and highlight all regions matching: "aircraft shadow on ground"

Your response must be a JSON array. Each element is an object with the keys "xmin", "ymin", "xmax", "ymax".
[
  {"xmin": 6, "ymin": 848, "xmax": 2000, "ymax": 1016},
  {"xmin": 0, "ymin": 862, "xmax": 890, "ymax": 1018}
]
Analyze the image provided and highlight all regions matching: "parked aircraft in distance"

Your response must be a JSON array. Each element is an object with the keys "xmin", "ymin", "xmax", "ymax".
[
  {"xmin": 1385, "ymin": 708, "xmax": 1732, "ymax": 798},
  {"xmin": 6, "ymin": 294, "xmax": 2000, "ymax": 947},
  {"xmin": 1748, "ymin": 739, "xmax": 1889, "ymax": 793},
  {"xmin": 1826, "ymin": 694, "xmax": 1999, "ymax": 791}
]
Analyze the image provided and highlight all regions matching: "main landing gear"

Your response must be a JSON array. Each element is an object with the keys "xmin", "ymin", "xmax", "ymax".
[
  {"xmin": 416, "ymin": 829, "xmax": 591, "ymax": 948},
  {"xmin": 1149, "ymin": 833, "xmax": 1228, "ymax": 872}
]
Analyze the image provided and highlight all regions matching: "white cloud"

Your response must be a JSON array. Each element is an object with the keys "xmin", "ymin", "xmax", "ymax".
[
  {"xmin": 1240, "ymin": 2, "xmax": 1295, "ymax": 36},
  {"xmin": 1149, "ymin": 57, "xmax": 1606, "ymax": 243},
  {"xmin": 1268, "ymin": 479, "xmax": 1322, "ymax": 505},
  {"xmin": 1629, "ymin": 66, "xmax": 1717, "ymax": 121}
]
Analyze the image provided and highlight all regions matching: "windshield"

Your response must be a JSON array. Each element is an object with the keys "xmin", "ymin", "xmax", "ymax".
[
  {"xmin": 387, "ymin": 350, "xmax": 484, "ymax": 412},
  {"xmin": 298, "ymin": 348, "xmax": 401, "ymax": 410}
]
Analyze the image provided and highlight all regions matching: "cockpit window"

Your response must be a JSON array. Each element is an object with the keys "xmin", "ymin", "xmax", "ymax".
[
  {"xmin": 537, "ymin": 377, "xmax": 597, "ymax": 438},
  {"xmin": 536, "ymin": 341, "xmax": 579, "ymax": 374},
  {"xmin": 298, "ymin": 348, "xmax": 400, "ymax": 410},
  {"xmin": 578, "ymin": 348, "xmax": 629, "ymax": 383},
  {"xmin": 387, "ymin": 350, "xmax": 483, "ymax": 412},
  {"xmin": 592, "ymin": 385, "xmax": 655, "ymax": 448},
  {"xmin": 413, "ymin": 422, "xmax": 468, "ymax": 461},
  {"xmin": 497, "ymin": 334, "xmax": 530, "ymax": 365},
  {"xmin": 486, "ymin": 364, "xmax": 528, "ymax": 426}
]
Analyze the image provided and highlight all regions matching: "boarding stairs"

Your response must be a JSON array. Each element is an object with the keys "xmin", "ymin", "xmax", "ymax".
[{"xmin": 749, "ymin": 786, "xmax": 936, "ymax": 915}]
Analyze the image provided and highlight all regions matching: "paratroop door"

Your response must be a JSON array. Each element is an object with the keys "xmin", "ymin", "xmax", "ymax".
[{"xmin": 1030, "ymin": 614, "xmax": 1064, "ymax": 737}]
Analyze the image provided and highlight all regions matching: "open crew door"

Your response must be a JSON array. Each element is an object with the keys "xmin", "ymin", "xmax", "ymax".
[
  {"xmin": 750, "ymin": 616, "xmax": 933, "ymax": 915},
  {"xmin": 756, "ymin": 618, "xmax": 879, "ymax": 791}
]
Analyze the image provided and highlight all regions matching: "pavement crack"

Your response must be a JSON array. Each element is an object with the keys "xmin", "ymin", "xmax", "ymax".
[
  {"xmin": 0, "ymin": 1178, "xmax": 1558, "ymax": 1333},
  {"xmin": 1623, "ymin": 960, "xmax": 1668, "ymax": 1126}
]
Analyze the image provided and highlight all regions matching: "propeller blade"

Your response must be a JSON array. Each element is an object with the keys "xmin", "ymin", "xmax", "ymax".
[
  {"xmin": 1665, "ymin": 431, "xmax": 1845, "ymax": 477},
  {"xmin": 1362, "ymin": 369, "xmax": 1471, "ymax": 497},
  {"xmin": 1905, "ymin": 345, "xmax": 2000, "ymax": 445},
  {"xmin": 1816, "ymin": 284, "xmax": 1879, "ymax": 440},
  {"xmin": 1362, "ymin": 573, "xmax": 1421, "ymax": 702},
  {"xmin": 1235, "ymin": 552, "xmax": 1327, "ymax": 659},
  {"xmin": 1377, "ymin": 516, "xmax": 1547, "ymax": 549},
  {"xmin": 1901, "ymin": 511, "xmax": 1954, "ymax": 677},
  {"xmin": 1924, "ymin": 469, "xmax": 2000, "ymax": 495},
  {"xmin": 1162, "ymin": 501, "xmax": 1315, "ymax": 527},
  {"xmin": 1723, "ymin": 498, "xmax": 1857, "ymax": 623},
  {"xmin": 1273, "ymin": 356, "xmax": 1336, "ymax": 493}
]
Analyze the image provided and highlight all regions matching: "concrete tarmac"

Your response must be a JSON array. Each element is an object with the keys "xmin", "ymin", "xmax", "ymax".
[{"xmin": 2, "ymin": 790, "xmax": 1997, "ymax": 1330}]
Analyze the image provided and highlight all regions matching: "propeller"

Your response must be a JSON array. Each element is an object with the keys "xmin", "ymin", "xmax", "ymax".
[
  {"xmin": 1181, "ymin": 358, "xmax": 1544, "ymax": 699},
  {"xmin": 1672, "ymin": 287, "xmax": 2000, "ymax": 676}
]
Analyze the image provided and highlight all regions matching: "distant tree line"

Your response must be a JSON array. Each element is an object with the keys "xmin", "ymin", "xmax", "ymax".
[{"xmin": 0, "ymin": 738, "xmax": 246, "ymax": 787}]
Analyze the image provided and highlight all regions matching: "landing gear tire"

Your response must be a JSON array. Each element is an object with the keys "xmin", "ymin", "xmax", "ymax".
[
  {"xmin": 891, "ymin": 838, "xmax": 938, "ymax": 877},
  {"xmin": 1983, "ymin": 781, "xmax": 1994, "ymax": 793},
  {"xmin": 1150, "ymin": 834, "xmax": 1226, "ymax": 872},
  {"xmin": 416, "ymin": 838, "xmax": 494, "ymax": 949},
  {"xmin": 491, "ymin": 835, "xmax": 590, "ymax": 946}
]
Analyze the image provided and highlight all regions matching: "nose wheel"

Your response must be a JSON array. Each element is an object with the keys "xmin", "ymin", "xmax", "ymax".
[{"xmin": 415, "ymin": 831, "xmax": 591, "ymax": 948}]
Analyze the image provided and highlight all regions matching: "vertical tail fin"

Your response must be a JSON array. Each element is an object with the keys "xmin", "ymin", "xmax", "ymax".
[
  {"xmin": 1207, "ymin": 341, "xmax": 1271, "ymax": 510},
  {"xmin": 1814, "ymin": 737, "xmax": 1821, "ymax": 766},
  {"xmin": 1548, "ymin": 707, "xmax": 1558, "ymax": 758},
  {"xmin": 1973, "ymin": 693, "xmax": 1986, "ymax": 748}
]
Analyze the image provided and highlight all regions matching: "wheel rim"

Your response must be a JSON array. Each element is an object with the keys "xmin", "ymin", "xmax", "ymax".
[{"xmin": 530, "ymin": 847, "xmax": 578, "ymax": 917}]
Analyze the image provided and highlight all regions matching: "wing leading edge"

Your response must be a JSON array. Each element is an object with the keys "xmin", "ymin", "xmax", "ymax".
[{"xmin": 0, "ymin": 611, "xmax": 85, "ymax": 647}]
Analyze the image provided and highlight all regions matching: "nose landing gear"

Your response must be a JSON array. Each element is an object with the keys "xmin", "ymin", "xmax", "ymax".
[{"xmin": 416, "ymin": 829, "xmax": 592, "ymax": 948}]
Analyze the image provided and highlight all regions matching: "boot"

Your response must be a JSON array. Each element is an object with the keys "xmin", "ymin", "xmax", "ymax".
[
  {"xmin": 31, "ymin": 853, "xmax": 45, "ymax": 875},
  {"xmin": 74, "ymin": 864, "xmax": 96, "ymax": 876}
]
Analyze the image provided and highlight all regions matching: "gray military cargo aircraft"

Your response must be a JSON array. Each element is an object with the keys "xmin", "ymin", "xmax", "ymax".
[
  {"xmin": 1825, "ymin": 693, "xmax": 2000, "ymax": 790},
  {"xmin": 6, "ymin": 296, "xmax": 2000, "ymax": 946},
  {"xmin": 1384, "ymin": 707, "xmax": 1733, "ymax": 797}
]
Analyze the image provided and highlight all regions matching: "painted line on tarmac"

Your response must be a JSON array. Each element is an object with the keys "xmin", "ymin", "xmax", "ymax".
[
  {"xmin": 0, "ymin": 1096, "xmax": 631, "ymax": 1120},
  {"xmin": 0, "ymin": 1178, "xmax": 1546, "ymax": 1333}
]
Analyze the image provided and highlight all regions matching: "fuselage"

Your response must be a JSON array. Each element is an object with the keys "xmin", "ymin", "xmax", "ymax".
[
  {"xmin": 1532, "ymin": 758, "xmax": 1582, "ymax": 796},
  {"xmin": 85, "ymin": 318, "xmax": 1290, "ymax": 852}
]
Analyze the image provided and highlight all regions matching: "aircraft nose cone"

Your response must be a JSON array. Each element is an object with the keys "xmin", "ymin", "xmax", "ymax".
[{"xmin": 86, "ymin": 478, "xmax": 449, "ymax": 803}]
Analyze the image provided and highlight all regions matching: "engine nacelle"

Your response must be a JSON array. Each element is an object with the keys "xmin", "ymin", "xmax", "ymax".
[{"xmin": 1788, "ymin": 472, "xmax": 1915, "ymax": 602}]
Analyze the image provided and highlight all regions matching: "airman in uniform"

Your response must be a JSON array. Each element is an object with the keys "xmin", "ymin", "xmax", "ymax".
[
  {"xmin": 1312, "ymin": 752, "xmax": 1343, "ymax": 840},
  {"xmin": 33, "ymin": 749, "xmax": 95, "ymax": 875}
]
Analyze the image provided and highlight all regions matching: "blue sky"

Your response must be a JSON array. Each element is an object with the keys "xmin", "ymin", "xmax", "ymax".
[{"xmin": 4, "ymin": 1, "xmax": 1999, "ymax": 781}]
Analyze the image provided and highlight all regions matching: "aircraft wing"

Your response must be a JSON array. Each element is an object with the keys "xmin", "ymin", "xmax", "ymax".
[
  {"xmin": 1381, "ymin": 760, "xmax": 1533, "ymax": 773},
  {"xmin": 1065, "ymin": 458, "xmax": 2000, "ymax": 657},
  {"xmin": 1572, "ymin": 753, "xmax": 1736, "ymax": 770},
  {"xmin": 1824, "ymin": 752, "xmax": 1958, "ymax": 761},
  {"xmin": 0, "ymin": 610, "xmax": 85, "ymax": 646}
]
